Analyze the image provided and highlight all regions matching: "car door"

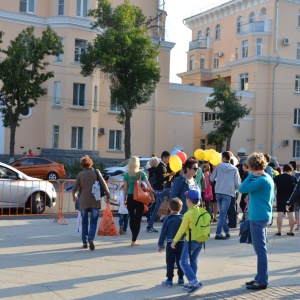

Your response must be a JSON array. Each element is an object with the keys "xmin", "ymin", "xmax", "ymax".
[
  {"xmin": 15, "ymin": 158, "xmax": 36, "ymax": 178},
  {"xmin": 34, "ymin": 158, "xmax": 51, "ymax": 179}
]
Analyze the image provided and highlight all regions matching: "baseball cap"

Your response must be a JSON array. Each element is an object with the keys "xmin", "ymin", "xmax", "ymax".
[{"xmin": 184, "ymin": 190, "xmax": 201, "ymax": 203}]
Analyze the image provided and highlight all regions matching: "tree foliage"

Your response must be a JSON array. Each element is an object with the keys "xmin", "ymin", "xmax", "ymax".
[
  {"xmin": 0, "ymin": 26, "xmax": 63, "ymax": 161},
  {"xmin": 80, "ymin": 0, "xmax": 160, "ymax": 159},
  {"xmin": 206, "ymin": 76, "xmax": 251, "ymax": 151}
]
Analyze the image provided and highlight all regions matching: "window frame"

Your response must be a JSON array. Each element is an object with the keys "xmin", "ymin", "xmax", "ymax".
[
  {"xmin": 205, "ymin": 27, "xmax": 210, "ymax": 38},
  {"xmin": 93, "ymin": 86, "xmax": 98, "ymax": 110},
  {"xmin": 297, "ymin": 42, "xmax": 300, "ymax": 60},
  {"xmin": 71, "ymin": 126, "xmax": 84, "ymax": 149},
  {"xmin": 293, "ymin": 140, "xmax": 300, "ymax": 158},
  {"xmin": 242, "ymin": 40, "xmax": 248, "ymax": 58},
  {"xmin": 197, "ymin": 30, "xmax": 202, "ymax": 40},
  {"xmin": 256, "ymin": 38, "xmax": 262, "ymax": 55},
  {"xmin": 109, "ymin": 130, "xmax": 122, "ymax": 151},
  {"xmin": 76, "ymin": 0, "xmax": 88, "ymax": 18},
  {"xmin": 74, "ymin": 39, "xmax": 87, "ymax": 62},
  {"xmin": 54, "ymin": 81, "xmax": 61, "ymax": 106},
  {"xmin": 53, "ymin": 125, "xmax": 59, "ymax": 149},
  {"xmin": 237, "ymin": 16, "xmax": 242, "ymax": 34},
  {"xmin": 20, "ymin": 0, "xmax": 35, "ymax": 14},
  {"xmin": 295, "ymin": 75, "xmax": 300, "ymax": 93},
  {"xmin": 189, "ymin": 55, "xmax": 194, "ymax": 70},
  {"xmin": 213, "ymin": 53, "xmax": 219, "ymax": 68},
  {"xmin": 200, "ymin": 54, "xmax": 205, "ymax": 69},
  {"xmin": 215, "ymin": 24, "xmax": 221, "ymax": 40},
  {"xmin": 240, "ymin": 73, "xmax": 249, "ymax": 91},
  {"xmin": 203, "ymin": 113, "xmax": 218, "ymax": 122},
  {"xmin": 58, "ymin": 0, "xmax": 64, "ymax": 16},
  {"xmin": 249, "ymin": 12, "xmax": 255, "ymax": 23},
  {"xmin": 73, "ymin": 83, "xmax": 86, "ymax": 107}
]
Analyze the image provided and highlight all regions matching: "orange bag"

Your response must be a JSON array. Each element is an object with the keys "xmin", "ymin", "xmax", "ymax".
[
  {"xmin": 133, "ymin": 172, "xmax": 152, "ymax": 205},
  {"xmin": 97, "ymin": 203, "xmax": 119, "ymax": 236}
]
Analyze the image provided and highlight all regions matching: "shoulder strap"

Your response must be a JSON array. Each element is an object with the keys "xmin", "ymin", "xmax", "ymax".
[{"xmin": 95, "ymin": 169, "xmax": 103, "ymax": 188}]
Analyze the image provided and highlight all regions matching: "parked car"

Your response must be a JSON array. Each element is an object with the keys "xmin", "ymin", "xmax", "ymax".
[
  {"xmin": 103, "ymin": 157, "xmax": 155, "ymax": 177},
  {"xmin": 0, "ymin": 162, "xmax": 57, "ymax": 214},
  {"xmin": 10, "ymin": 157, "xmax": 66, "ymax": 180}
]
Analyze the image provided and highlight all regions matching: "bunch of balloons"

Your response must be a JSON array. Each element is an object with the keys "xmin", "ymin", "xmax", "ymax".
[
  {"xmin": 194, "ymin": 148, "xmax": 221, "ymax": 166},
  {"xmin": 169, "ymin": 149, "xmax": 187, "ymax": 173}
]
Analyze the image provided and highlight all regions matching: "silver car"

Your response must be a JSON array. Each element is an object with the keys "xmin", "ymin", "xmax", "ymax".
[{"xmin": 0, "ymin": 162, "xmax": 57, "ymax": 214}]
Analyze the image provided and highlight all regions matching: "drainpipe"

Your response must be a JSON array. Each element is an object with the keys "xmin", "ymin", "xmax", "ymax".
[{"xmin": 271, "ymin": 0, "xmax": 279, "ymax": 156}]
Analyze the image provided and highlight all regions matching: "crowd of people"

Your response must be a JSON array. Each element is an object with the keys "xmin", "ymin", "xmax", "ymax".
[{"xmin": 71, "ymin": 151, "xmax": 300, "ymax": 295}]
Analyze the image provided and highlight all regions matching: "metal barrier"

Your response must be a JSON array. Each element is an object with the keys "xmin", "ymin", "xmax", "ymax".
[{"xmin": 0, "ymin": 179, "xmax": 124, "ymax": 224}]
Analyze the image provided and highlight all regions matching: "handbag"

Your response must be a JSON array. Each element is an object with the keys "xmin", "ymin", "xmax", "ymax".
[
  {"xmin": 95, "ymin": 169, "xmax": 106, "ymax": 198},
  {"xmin": 203, "ymin": 173, "xmax": 213, "ymax": 201},
  {"xmin": 133, "ymin": 171, "xmax": 152, "ymax": 205},
  {"xmin": 97, "ymin": 203, "xmax": 119, "ymax": 236},
  {"xmin": 158, "ymin": 197, "xmax": 170, "ymax": 216}
]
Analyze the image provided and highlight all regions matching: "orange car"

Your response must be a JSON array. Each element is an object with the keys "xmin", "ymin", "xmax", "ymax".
[{"xmin": 10, "ymin": 157, "xmax": 66, "ymax": 180}]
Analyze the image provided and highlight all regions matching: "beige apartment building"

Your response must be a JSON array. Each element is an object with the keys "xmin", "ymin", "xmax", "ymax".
[
  {"xmin": 1, "ymin": 0, "xmax": 299, "ymax": 165},
  {"xmin": 180, "ymin": 0, "xmax": 300, "ymax": 163}
]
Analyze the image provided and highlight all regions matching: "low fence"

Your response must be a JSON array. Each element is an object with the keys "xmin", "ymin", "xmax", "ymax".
[{"xmin": 0, "ymin": 179, "xmax": 124, "ymax": 225}]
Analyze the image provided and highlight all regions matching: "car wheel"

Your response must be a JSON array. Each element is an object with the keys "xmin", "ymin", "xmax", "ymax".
[
  {"xmin": 47, "ymin": 172, "xmax": 58, "ymax": 180},
  {"xmin": 28, "ymin": 192, "xmax": 45, "ymax": 214}
]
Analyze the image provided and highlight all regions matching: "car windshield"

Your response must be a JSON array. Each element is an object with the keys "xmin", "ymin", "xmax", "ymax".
[{"xmin": 117, "ymin": 159, "xmax": 129, "ymax": 167}]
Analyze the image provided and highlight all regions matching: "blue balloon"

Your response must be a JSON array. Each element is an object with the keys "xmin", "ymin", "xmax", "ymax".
[{"xmin": 171, "ymin": 149, "xmax": 180, "ymax": 156}]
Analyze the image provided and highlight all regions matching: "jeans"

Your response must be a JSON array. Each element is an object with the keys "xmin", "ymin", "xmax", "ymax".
[
  {"xmin": 119, "ymin": 213, "xmax": 129, "ymax": 232},
  {"xmin": 250, "ymin": 219, "xmax": 270, "ymax": 286},
  {"xmin": 215, "ymin": 193, "xmax": 231, "ymax": 236},
  {"xmin": 127, "ymin": 194, "xmax": 144, "ymax": 242},
  {"xmin": 148, "ymin": 194, "xmax": 164, "ymax": 228},
  {"xmin": 81, "ymin": 207, "xmax": 100, "ymax": 245},
  {"xmin": 166, "ymin": 242, "xmax": 184, "ymax": 281},
  {"xmin": 179, "ymin": 240, "xmax": 202, "ymax": 285},
  {"xmin": 227, "ymin": 196, "xmax": 237, "ymax": 228}
]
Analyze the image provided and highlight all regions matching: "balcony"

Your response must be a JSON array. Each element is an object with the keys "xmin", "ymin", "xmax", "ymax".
[
  {"xmin": 239, "ymin": 20, "xmax": 271, "ymax": 36},
  {"xmin": 189, "ymin": 38, "xmax": 210, "ymax": 51}
]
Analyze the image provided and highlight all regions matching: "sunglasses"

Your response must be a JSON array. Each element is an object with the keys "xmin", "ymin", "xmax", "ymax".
[{"xmin": 190, "ymin": 167, "xmax": 198, "ymax": 171}]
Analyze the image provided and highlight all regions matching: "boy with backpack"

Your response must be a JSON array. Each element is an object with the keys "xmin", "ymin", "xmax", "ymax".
[
  {"xmin": 171, "ymin": 189, "xmax": 211, "ymax": 295},
  {"xmin": 157, "ymin": 198, "xmax": 185, "ymax": 287}
]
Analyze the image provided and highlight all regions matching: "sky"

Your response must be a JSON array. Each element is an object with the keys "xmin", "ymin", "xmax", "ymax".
[{"xmin": 164, "ymin": 0, "xmax": 230, "ymax": 83}]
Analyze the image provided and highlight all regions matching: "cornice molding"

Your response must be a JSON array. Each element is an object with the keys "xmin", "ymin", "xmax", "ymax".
[
  {"xmin": 0, "ymin": 10, "xmax": 94, "ymax": 32},
  {"xmin": 151, "ymin": 38, "xmax": 176, "ymax": 51},
  {"xmin": 184, "ymin": 0, "xmax": 270, "ymax": 29}
]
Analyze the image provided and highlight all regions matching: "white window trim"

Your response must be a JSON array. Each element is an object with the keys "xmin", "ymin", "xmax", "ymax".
[
  {"xmin": 73, "ymin": 83, "xmax": 86, "ymax": 107},
  {"xmin": 74, "ymin": 39, "xmax": 87, "ymax": 62},
  {"xmin": 20, "ymin": 0, "xmax": 36, "ymax": 14},
  {"xmin": 242, "ymin": 40, "xmax": 248, "ymax": 58},
  {"xmin": 53, "ymin": 125, "xmax": 59, "ymax": 149},
  {"xmin": 109, "ymin": 130, "xmax": 122, "ymax": 151},
  {"xmin": 295, "ymin": 76, "xmax": 300, "ymax": 93},
  {"xmin": 58, "ymin": 0, "xmax": 64, "ymax": 16},
  {"xmin": 71, "ymin": 126, "xmax": 84, "ymax": 149},
  {"xmin": 54, "ymin": 81, "xmax": 61, "ymax": 106},
  {"xmin": 76, "ymin": 0, "xmax": 89, "ymax": 18}
]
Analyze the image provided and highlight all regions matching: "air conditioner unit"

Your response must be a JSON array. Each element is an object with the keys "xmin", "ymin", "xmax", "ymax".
[
  {"xmin": 282, "ymin": 38, "xmax": 291, "ymax": 45},
  {"xmin": 217, "ymin": 52, "xmax": 224, "ymax": 57},
  {"xmin": 283, "ymin": 139, "xmax": 290, "ymax": 146},
  {"xmin": 98, "ymin": 128, "xmax": 106, "ymax": 135}
]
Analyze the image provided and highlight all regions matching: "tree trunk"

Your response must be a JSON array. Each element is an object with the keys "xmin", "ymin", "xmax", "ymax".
[
  {"xmin": 124, "ymin": 111, "xmax": 131, "ymax": 159},
  {"xmin": 9, "ymin": 124, "xmax": 16, "ymax": 163},
  {"xmin": 225, "ymin": 129, "xmax": 235, "ymax": 151}
]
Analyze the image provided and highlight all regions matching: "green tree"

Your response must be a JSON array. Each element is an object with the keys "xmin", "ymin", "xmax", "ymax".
[
  {"xmin": 0, "ymin": 26, "xmax": 63, "ymax": 162},
  {"xmin": 80, "ymin": 0, "xmax": 160, "ymax": 159},
  {"xmin": 206, "ymin": 76, "xmax": 251, "ymax": 151}
]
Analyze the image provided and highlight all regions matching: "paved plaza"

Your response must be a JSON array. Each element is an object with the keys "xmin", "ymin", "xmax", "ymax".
[{"xmin": 0, "ymin": 215, "xmax": 299, "ymax": 300}]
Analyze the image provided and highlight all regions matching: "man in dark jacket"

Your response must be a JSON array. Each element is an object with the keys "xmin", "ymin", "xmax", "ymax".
[{"xmin": 147, "ymin": 151, "xmax": 174, "ymax": 232}]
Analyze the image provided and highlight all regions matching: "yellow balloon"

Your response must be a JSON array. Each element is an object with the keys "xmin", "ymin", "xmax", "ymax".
[
  {"xmin": 203, "ymin": 149, "xmax": 214, "ymax": 161},
  {"xmin": 169, "ymin": 155, "xmax": 182, "ymax": 173},
  {"xmin": 194, "ymin": 149, "xmax": 205, "ymax": 160},
  {"xmin": 210, "ymin": 153, "xmax": 221, "ymax": 166}
]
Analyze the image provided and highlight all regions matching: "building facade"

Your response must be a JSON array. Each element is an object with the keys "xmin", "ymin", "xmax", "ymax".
[{"xmin": 179, "ymin": 0, "xmax": 300, "ymax": 163}]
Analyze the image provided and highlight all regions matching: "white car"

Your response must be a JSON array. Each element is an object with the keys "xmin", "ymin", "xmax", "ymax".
[
  {"xmin": 103, "ymin": 157, "xmax": 154, "ymax": 177},
  {"xmin": 0, "ymin": 162, "xmax": 57, "ymax": 214}
]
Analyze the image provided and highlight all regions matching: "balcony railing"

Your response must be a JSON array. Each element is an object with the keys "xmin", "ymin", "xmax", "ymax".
[
  {"xmin": 189, "ymin": 39, "xmax": 208, "ymax": 51},
  {"xmin": 239, "ymin": 20, "xmax": 271, "ymax": 35}
]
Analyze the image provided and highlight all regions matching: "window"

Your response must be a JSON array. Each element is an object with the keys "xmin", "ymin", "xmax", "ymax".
[
  {"xmin": 297, "ymin": 43, "xmax": 300, "ymax": 60},
  {"xmin": 256, "ymin": 38, "xmax": 262, "ymax": 55},
  {"xmin": 189, "ymin": 55, "xmax": 194, "ymax": 70},
  {"xmin": 197, "ymin": 30, "xmax": 202, "ymax": 40},
  {"xmin": 205, "ymin": 27, "xmax": 210, "ymax": 38},
  {"xmin": 94, "ymin": 86, "xmax": 98, "ymax": 110},
  {"xmin": 200, "ymin": 139, "xmax": 206, "ymax": 150},
  {"xmin": 20, "ymin": 0, "xmax": 35, "ymax": 14},
  {"xmin": 235, "ymin": 48, "xmax": 238, "ymax": 60},
  {"xmin": 74, "ymin": 39, "xmax": 87, "ymax": 62},
  {"xmin": 73, "ymin": 83, "xmax": 85, "ymax": 106},
  {"xmin": 76, "ymin": 0, "xmax": 88, "ymax": 17},
  {"xmin": 110, "ymin": 99, "xmax": 122, "ymax": 112},
  {"xmin": 200, "ymin": 54, "xmax": 205, "ymax": 69},
  {"xmin": 92, "ymin": 127, "xmax": 96, "ymax": 151},
  {"xmin": 242, "ymin": 40, "xmax": 248, "ymax": 58},
  {"xmin": 237, "ymin": 16, "xmax": 242, "ymax": 34},
  {"xmin": 54, "ymin": 81, "xmax": 61, "ymax": 105},
  {"xmin": 293, "ymin": 140, "xmax": 300, "ymax": 158},
  {"xmin": 53, "ymin": 125, "xmax": 59, "ymax": 149},
  {"xmin": 259, "ymin": 8, "xmax": 267, "ymax": 20},
  {"xmin": 204, "ymin": 113, "xmax": 218, "ymax": 122},
  {"xmin": 215, "ymin": 24, "xmax": 221, "ymax": 40},
  {"xmin": 109, "ymin": 130, "xmax": 122, "ymax": 150},
  {"xmin": 55, "ymin": 38, "xmax": 63, "ymax": 61},
  {"xmin": 249, "ymin": 12, "xmax": 255, "ymax": 23},
  {"xmin": 58, "ymin": 0, "xmax": 64, "ymax": 16},
  {"xmin": 240, "ymin": 73, "xmax": 249, "ymax": 91},
  {"xmin": 294, "ymin": 109, "xmax": 300, "ymax": 125},
  {"xmin": 295, "ymin": 75, "xmax": 300, "ymax": 93},
  {"xmin": 71, "ymin": 127, "xmax": 83, "ymax": 149},
  {"xmin": 213, "ymin": 54, "xmax": 219, "ymax": 68},
  {"xmin": 298, "ymin": 10, "xmax": 300, "ymax": 27}
]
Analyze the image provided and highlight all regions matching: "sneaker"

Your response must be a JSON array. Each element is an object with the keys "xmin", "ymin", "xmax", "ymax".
[
  {"xmin": 183, "ymin": 284, "xmax": 192, "ymax": 291},
  {"xmin": 162, "ymin": 280, "xmax": 173, "ymax": 287},
  {"xmin": 226, "ymin": 233, "xmax": 230, "ymax": 238},
  {"xmin": 215, "ymin": 234, "xmax": 228, "ymax": 240},
  {"xmin": 147, "ymin": 227, "xmax": 158, "ymax": 233},
  {"xmin": 119, "ymin": 226, "xmax": 124, "ymax": 235},
  {"xmin": 187, "ymin": 282, "xmax": 203, "ymax": 295},
  {"xmin": 178, "ymin": 279, "xmax": 184, "ymax": 286},
  {"xmin": 82, "ymin": 244, "xmax": 88, "ymax": 249},
  {"xmin": 88, "ymin": 240, "xmax": 95, "ymax": 251}
]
